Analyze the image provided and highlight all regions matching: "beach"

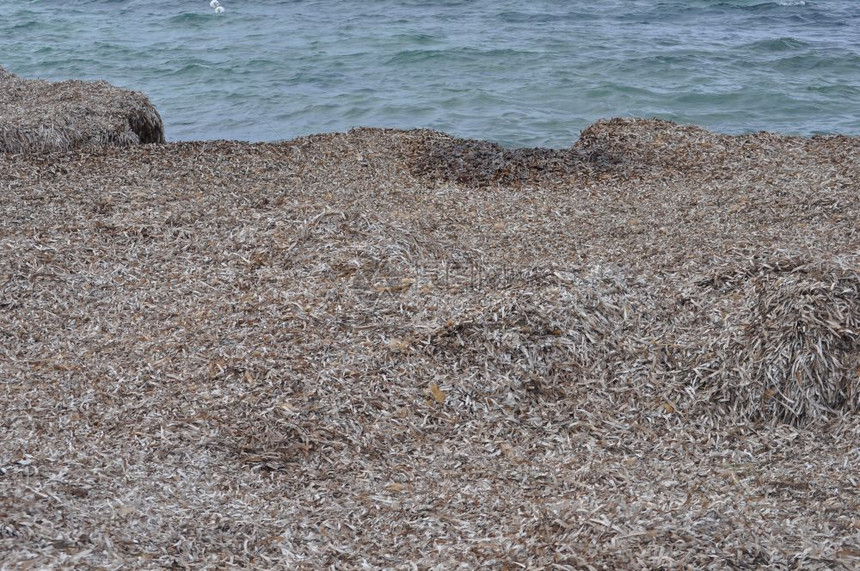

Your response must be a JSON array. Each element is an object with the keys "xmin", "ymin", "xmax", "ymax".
[{"xmin": 2, "ymin": 75, "xmax": 860, "ymax": 568}]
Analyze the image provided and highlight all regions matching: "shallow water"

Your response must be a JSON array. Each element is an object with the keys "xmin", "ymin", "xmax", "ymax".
[{"xmin": 3, "ymin": 0, "xmax": 859, "ymax": 147}]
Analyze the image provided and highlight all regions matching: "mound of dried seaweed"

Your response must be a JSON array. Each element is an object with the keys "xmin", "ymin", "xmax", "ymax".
[
  {"xmin": 0, "ymin": 67, "xmax": 164, "ymax": 154},
  {"xmin": 689, "ymin": 256, "xmax": 860, "ymax": 425}
]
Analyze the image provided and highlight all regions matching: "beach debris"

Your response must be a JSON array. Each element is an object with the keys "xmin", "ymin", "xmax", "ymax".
[
  {"xmin": 408, "ymin": 129, "xmax": 616, "ymax": 188},
  {"xmin": 2, "ymin": 118, "xmax": 859, "ymax": 567},
  {"xmin": 0, "ymin": 66, "xmax": 164, "ymax": 153}
]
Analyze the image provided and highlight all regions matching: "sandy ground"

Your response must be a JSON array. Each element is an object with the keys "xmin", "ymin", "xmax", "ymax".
[{"xmin": 1, "ymin": 119, "xmax": 860, "ymax": 569}]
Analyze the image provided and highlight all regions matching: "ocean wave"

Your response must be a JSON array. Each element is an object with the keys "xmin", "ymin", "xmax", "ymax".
[
  {"xmin": 166, "ymin": 12, "xmax": 220, "ymax": 26},
  {"xmin": 497, "ymin": 10, "xmax": 598, "ymax": 24},
  {"xmin": 806, "ymin": 84, "xmax": 860, "ymax": 97},
  {"xmin": 743, "ymin": 37, "xmax": 811, "ymax": 52},
  {"xmin": 386, "ymin": 47, "xmax": 532, "ymax": 66},
  {"xmin": 713, "ymin": 0, "xmax": 808, "ymax": 10},
  {"xmin": 748, "ymin": 1, "xmax": 808, "ymax": 9},
  {"xmin": 161, "ymin": 61, "xmax": 220, "ymax": 79}
]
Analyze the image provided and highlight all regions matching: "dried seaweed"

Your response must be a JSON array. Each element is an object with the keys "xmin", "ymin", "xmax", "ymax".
[
  {"xmin": 0, "ymin": 67, "xmax": 164, "ymax": 154},
  {"xmin": 408, "ymin": 129, "xmax": 616, "ymax": 188},
  {"xmin": 2, "ymin": 118, "xmax": 860, "ymax": 568},
  {"xmin": 690, "ymin": 257, "xmax": 860, "ymax": 425}
]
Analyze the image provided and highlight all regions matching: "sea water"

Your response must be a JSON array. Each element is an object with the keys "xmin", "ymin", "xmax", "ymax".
[{"xmin": 2, "ymin": 0, "xmax": 858, "ymax": 148}]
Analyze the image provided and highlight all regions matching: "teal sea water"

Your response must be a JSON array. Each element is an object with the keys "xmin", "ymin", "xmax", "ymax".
[{"xmin": 3, "ymin": 0, "xmax": 858, "ymax": 147}]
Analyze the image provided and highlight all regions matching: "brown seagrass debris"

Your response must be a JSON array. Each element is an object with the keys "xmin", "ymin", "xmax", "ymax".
[
  {"xmin": 406, "ymin": 128, "xmax": 618, "ymax": 188},
  {"xmin": 1, "ymin": 117, "xmax": 860, "ymax": 569},
  {"xmin": 689, "ymin": 255, "xmax": 860, "ymax": 426},
  {"xmin": 406, "ymin": 116, "xmax": 733, "ymax": 189},
  {"xmin": 403, "ymin": 119, "xmax": 860, "ymax": 426},
  {"xmin": 0, "ymin": 66, "xmax": 164, "ymax": 154}
]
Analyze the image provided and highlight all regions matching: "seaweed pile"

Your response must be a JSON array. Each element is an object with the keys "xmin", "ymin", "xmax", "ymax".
[
  {"xmin": 1, "ymin": 118, "xmax": 859, "ymax": 568},
  {"xmin": 0, "ymin": 67, "xmax": 164, "ymax": 154},
  {"xmin": 408, "ymin": 128, "xmax": 617, "ymax": 188}
]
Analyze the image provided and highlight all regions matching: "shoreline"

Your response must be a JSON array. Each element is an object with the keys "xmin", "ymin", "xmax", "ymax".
[{"xmin": 4, "ymin": 64, "xmax": 857, "ymax": 154}]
